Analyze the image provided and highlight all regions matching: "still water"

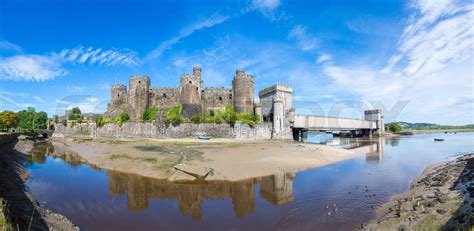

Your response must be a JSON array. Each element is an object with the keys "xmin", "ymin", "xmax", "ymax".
[{"xmin": 25, "ymin": 132, "xmax": 474, "ymax": 230}]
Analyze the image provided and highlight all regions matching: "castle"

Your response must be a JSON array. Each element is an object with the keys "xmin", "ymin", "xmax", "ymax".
[{"xmin": 107, "ymin": 66, "xmax": 255, "ymax": 119}]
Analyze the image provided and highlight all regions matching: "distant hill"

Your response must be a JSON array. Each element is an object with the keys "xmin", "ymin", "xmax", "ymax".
[{"xmin": 386, "ymin": 122, "xmax": 474, "ymax": 130}]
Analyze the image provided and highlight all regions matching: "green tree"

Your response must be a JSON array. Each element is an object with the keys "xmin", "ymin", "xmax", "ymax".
[
  {"xmin": 0, "ymin": 110, "xmax": 18, "ymax": 130},
  {"xmin": 68, "ymin": 107, "xmax": 82, "ymax": 120},
  {"xmin": 143, "ymin": 107, "xmax": 160, "ymax": 122},
  {"xmin": 389, "ymin": 123, "xmax": 402, "ymax": 132},
  {"xmin": 16, "ymin": 107, "xmax": 48, "ymax": 131}
]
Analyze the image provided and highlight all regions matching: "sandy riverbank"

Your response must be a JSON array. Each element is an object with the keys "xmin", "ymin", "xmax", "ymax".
[
  {"xmin": 363, "ymin": 153, "xmax": 474, "ymax": 230},
  {"xmin": 51, "ymin": 137, "xmax": 359, "ymax": 181},
  {"xmin": 0, "ymin": 135, "xmax": 77, "ymax": 230}
]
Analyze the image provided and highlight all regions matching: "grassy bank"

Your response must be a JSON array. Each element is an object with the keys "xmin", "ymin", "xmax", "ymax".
[{"xmin": 0, "ymin": 198, "xmax": 12, "ymax": 230}]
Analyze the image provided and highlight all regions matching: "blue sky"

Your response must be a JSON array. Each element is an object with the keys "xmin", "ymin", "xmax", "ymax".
[{"xmin": 0, "ymin": 0, "xmax": 473, "ymax": 125}]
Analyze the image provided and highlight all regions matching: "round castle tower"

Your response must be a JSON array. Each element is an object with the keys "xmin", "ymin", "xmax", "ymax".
[
  {"xmin": 232, "ymin": 69, "xmax": 254, "ymax": 113},
  {"xmin": 129, "ymin": 75, "xmax": 150, "ymax": 119}
]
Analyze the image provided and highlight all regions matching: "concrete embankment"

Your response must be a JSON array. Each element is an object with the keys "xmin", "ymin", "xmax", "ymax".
[
  {"xmin": 0, "ymin": 134, "xmax": 77, "ymax": 230},
  {"xmin": 363, "ymin": 153, "xmax": 474, "ymax": 230}
]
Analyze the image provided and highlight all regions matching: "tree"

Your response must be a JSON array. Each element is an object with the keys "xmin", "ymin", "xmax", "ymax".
[
  {"xmin": 68, "ymin": 107, "xmax": 82, "ymax": 120},
  {"xmin": 0, "ymin": 110, "xmax": 18, "ymax": 130},
  {"xmin": 389, "ymin": 123, "xmax": 402, "ymax": 132},
  {"xmin": 16, "ymin": 107, "xmax": 48, "ymax": 131}
]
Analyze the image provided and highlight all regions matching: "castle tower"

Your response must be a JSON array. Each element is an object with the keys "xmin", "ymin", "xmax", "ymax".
[
  {"xmin": 109, "ymin": 84, "xmax": 128, "ymax": 111},
  {"xmin": 192, "ymin": 66, "xmax": 202, "ymax": 87},
  {"xmin": 129, "ymin": 75, "xmax": 150, "ymax": 119},
  {"xmin": 272, "ymin": 96, "xmax": 284, "ymax": 135},
  {"xmin": 232, "ymin": 69, "xmax": 254, "ymax": 113}
]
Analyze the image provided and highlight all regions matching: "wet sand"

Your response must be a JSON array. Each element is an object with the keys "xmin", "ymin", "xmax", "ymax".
[{"xmin": 52, "ymin": 137, "xmax": 358, "ymax": 181}]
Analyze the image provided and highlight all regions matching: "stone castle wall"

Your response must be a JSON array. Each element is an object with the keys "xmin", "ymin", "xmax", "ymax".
[
  {"xmin": 149, "ymin": 87, "xmax": 180, "ymax": 109},
  {"xmin": 53, "ymin": 122, "xmax": 273, "ymax": 140},
  {"xmin": 201, "ymin": 87, "xmax": 233, "ymax": 112},
  {"xmin": 107, "ymin": 67, "xmax": 255, "ymax": 120}
]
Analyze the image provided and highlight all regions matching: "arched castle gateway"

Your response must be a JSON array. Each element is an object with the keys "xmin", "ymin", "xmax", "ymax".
[{"xmin": 106, "ymin": 66, "xmax": 255, "ymax": 119}]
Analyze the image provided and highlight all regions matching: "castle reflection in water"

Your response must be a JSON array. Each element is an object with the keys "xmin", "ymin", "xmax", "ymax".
[
  {"xmin": 108, "ymin": 171, "xmax": 295, "ymax": 220},
  {"xmin": 31, "ymin": 137, "xmax": 389, "ymax": 221}
]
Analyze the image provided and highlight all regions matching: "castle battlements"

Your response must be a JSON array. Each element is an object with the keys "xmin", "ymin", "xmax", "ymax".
[{"xmin": 107, "ymin": 67, "xmax": 255, "ymax": 119}]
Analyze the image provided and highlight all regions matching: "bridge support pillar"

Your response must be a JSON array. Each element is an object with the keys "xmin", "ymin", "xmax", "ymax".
[{"xmin": 292, "ymin": 128, "xmax": 308, "ymax": 142}]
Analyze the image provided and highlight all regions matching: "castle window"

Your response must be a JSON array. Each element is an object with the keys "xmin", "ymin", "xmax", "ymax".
[
  {"xmin": 139, "ymin": 81, "xmax": 141, "ymax": 84},
  {"xmin": 196, "ymin": 87, "xmax": 198, "ymax": 90},
  {"xmin": 162, "ymin": 93, "xmax": 167, "ymax": 98},
  {"xmin": 189, "ymin": 81, "xmax": 192, "ymax": 84},
  {"xmin": 229, "ymin": 94, "xmax": 232, "ymax": 99},
  {"xmin": 117, "ymin": 94, "xmax": 120, "ymax": 97},
  {"xmin": 201, "ymin": 90, "xmax": 204, "ymax": 93},
  {"xmin": 219, "ymin": 96, "xmax": 222, "ymax": 101}
]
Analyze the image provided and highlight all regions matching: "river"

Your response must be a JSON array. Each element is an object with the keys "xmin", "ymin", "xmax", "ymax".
[{"xmin": 25, "ymin": 132, "xmax": 474, "ymax": 230}]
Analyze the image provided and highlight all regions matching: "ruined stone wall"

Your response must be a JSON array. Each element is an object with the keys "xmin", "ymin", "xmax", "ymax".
[
  {"xmin": 232, "ymin": 69, "xmax": 254, "ymax": 113},
  {"xmin": 164, "ymin": 123, "xmax": 233, "ymax": 138},
  {"xmin": 53, "ymin": 122, "xmax": 273, "ymax": 139},
  {"xmin": 233, "ymin": 122, "xmax": 272, "ymax": 139},
  {"xmin": 129, "ymin": 76, "xmax": 150, "ymax": 119},
  {"xmin": 201, "ymin": 87, "xmax": 232, "ymax": 112},
  {"xmin": 53, "ymin": 123, "xmax": 94, "ymax": 137},
  {"xmin": 150, "ymin": 87, "xmax": 180, "ymax": 109},
  {"xmin": 107, "ymin": 85, "xmax": 129, "ymax": 117}
]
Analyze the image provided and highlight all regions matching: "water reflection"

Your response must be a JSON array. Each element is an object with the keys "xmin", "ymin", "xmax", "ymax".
[
  {"xmin": 27, "ymin": 141, "xmax": 296, "ymax": 220},
  {"xmin": 108, "ymin": 171, "xmax": 295, "ymax": 220},
  {"xmin": 309, "ymin": 134, "xmax": 387, "ymax": 162}
]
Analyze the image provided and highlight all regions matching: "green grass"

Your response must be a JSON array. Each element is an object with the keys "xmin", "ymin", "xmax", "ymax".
[{"xmin": 0, "ymin": 198, "xmax": 12, "ymax": 230}]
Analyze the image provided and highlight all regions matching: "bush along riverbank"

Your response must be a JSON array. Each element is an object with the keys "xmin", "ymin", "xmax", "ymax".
[
  {"xmin": 363, "ymin": 153, "xmax": 474, "ymax": 230},
  {"xmin": 0, "ymin": 134, "xmax": 77, "ymax": 230}
]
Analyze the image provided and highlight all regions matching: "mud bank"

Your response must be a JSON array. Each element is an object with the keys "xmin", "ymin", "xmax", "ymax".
[
  {"xmin": 51, "ymin": 137, "xmax": 358, "ymax": 182},
  {"xmin": 0, "ymin": 134, "xmax": 77, "ymax": 230},
  {"xmin": 363, "ymin": 153, "xmax": 474, "ymax": 230}
]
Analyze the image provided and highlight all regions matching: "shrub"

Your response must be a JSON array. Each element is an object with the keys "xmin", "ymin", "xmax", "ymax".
[
  {"xmin": 191, "ymin": 114, "xmax": 205, "ymax": 123},
  {"xmin": 116, "ymin": 110, "xmax": 130, "ymax": 125},
  {"xmin": 165, "ymin": 105, "xmax": 185, "ymax": 126},
  {"xmin": 143, "ymin": 107, "xmax": 160, "ymax": 122}
]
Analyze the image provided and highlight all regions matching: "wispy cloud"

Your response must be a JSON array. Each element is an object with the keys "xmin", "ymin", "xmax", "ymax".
[
  {"xmin": 383, "ymin": 0, "xmax": 474, "ymax": 76},
  {"xmin": 33, "ymin": 96, "xmax": 46, "ymax": 103},
  {"xmin": 59, "ymin": 46, "xmax": 138, "ymax": 66},
  {"xmin": 0, "ymin": 94, "xmax": 33, "ymax": 108},
  {"xmin": 145, "ymin": 13, "xmax": 230, "ymax": 61},
  {"xmin": 316, "ymin": 54, "xmax": 332, "ymax": 64},
  {"xmin": 0, "ymin": 54, "xmax": 67, "ymax": 81},
  {"xmin": 0, "ymin": 39, "xmax": 23, "ymax": 53},
  {"xmin": 288, "ymin": 25, "xmax": 319, "ymax": 51},
  {"xmin": 0, "ymin": 45, "xmax": 138, "ymax": 81}
]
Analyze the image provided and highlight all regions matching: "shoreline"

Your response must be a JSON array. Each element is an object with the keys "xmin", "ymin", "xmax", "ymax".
[
  {"xmin": 50, "ymin": 136, "xmax": 361, "ymax": 182},
  {"xmin": 0, "ymin": 134, "xmax": 77, "ymax": 230},
  {"xmin": 363, "ymin": 152, "xmax": 474, "ymax": 230}
]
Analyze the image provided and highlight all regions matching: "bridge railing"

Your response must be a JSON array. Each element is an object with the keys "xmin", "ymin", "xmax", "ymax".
[{"xmin": 293, "ymin": 115, "xmax": 376, "ymax": 130}]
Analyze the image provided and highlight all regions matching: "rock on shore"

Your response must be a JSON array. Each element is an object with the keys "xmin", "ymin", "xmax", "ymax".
[{"xmin": 363, "ymin": 153, "xmax": 474, "ymax": 230}]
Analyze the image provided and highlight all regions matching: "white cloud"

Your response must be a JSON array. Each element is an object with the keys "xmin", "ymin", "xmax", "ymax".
[
  {"xmin": 59, "ymin": 46, "xmax": 138, "ymax": 66},
  {"xmin": 0, "ymin": 54, "xmax": 67, "ymax": 81},
  {"xmin": 252, "ymin": 0, "xmax": 280, "ymax": 10},
  {"xmin": 0, "ymin": 39, "xmax": 22, "ymax": 53},
  {"xmin": 316, "ymin": 54, "xmax": 332, "ymax": 64},
  {"xmin": 288, "ymin": 25, "xmax": 319, "ymax": 51},
  {"xmin": 0, "ymin": 46, "xmax": 138, "ymax": 81},
  {"xmin": 34, "ymin": 96, "xmax": 46, "ymax": 103},
  {"xmin": 66, "ymin": 85, "xmax": 86, "ymax": 93},
  {"xmin": 384, "ymin": 0, "xmax": 474, "ymax": 77},
  {"xmin": 0, "ymin": 94, "xmax": 33, "ymax": 108},
  {"xmin": 145, "ymin": 14, "xmax": 230, "ymax": 60}
]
